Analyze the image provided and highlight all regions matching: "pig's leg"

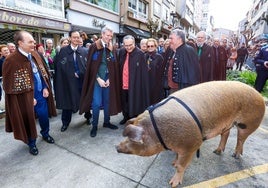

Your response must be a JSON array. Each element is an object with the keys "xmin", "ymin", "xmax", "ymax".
[
  {"xmin": 232, "ymin": 127, "xmax": 249, "ymax": 159},
  {"xmin": 172, "ymin": 154, "xmax": 178, "ymax": 166},
  {"xmin": 213, "ymin": 129, "xmax": 230, "ymax": 155},
  {"xmin": 232, "ymin": 121, "xmax": 259, "ymax": 159},
  {"xmin": 169, "ymin": 151, "xmax": 195, "ymax": 187}
]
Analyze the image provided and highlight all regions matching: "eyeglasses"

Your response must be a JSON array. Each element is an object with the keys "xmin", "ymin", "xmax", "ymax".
[{"xmin": 147, "ymin": 45, "xmax": 155, "ymax": 48}]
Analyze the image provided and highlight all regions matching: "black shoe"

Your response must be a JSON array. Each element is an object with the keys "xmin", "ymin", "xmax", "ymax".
[
  {"xmin": 119, "ymin": 118, "xmax": 128, "ymax": 125},
  {"xmin": 103, "ymin": 123, "xmax": 118, "ymax": 129},
  {"xmin": 61, "ymin": 124, "xmax": 68, "ymax": 132},
  {"xmin": 86, "ymin": 118, "xmax": 91, "ymax": 125},
  {"xmin": 43, "ymin": 135, "xmax": 55, "ymax": 144},
  {"xmin": 90, "ymin": 126, "xmax": 97, "ymax": 137},
  {"xmin": 29, "ymin": 146, "xmax": 39, "ymax": 155},
  {"xmin": 84, "ymin": 111, "xmax": 92, "ymax": 119}
]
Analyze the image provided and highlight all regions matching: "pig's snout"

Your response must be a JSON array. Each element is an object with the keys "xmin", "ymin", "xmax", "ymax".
[
  {"xmin": 115, "ymin": 144, "xmax": 132, "ymax": 154},
  {"xmin": 116, "ymin": 145, "xmax": 123, "ymax": 153}
]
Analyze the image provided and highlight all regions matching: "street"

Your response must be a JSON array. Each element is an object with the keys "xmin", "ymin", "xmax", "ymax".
[{"xmin": 0, "ymin": 105, "xmax": 268, "ymax": 187}]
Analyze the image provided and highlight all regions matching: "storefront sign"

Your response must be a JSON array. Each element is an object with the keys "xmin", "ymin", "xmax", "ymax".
[{"xmin": 0, "ymin": 10, "xmax": 71, "ymax": 31}]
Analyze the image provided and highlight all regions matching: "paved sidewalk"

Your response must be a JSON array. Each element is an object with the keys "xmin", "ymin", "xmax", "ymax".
[{"xmin": 0, "ymin": 101, "xmax": 268, "ymax": 187}]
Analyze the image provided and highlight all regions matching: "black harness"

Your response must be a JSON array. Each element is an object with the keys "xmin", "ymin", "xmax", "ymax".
[{"xmin": 147, "ymin": 96, "xmax": 203, "ymax": 157}]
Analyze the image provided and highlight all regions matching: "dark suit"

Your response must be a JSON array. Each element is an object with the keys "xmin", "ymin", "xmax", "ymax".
[
  {"xmin": 254, "ymin": 45, "xmax": 268, "ymax": 92},
  {"xmin": 163, "ymin": 44, "xmax": 200, "ymax": 91},
  {"xmin": 145, "ymin": 52, "xmax": 164, "ymax": 105},
  {"xmin": 54, "ymin": 45, "xmax": 88, "ymax": 126},
  {"xmin": 118, "ymin": 47, "xmax": 150, "ymax": 118},
  {"xmin": 0, "ymin": 56, "xmax": 5, "ymax": 101},
  {"xmin": 196, "ymin": 43, "xmax": 214, "ymax": 83},
  {"xmin": 213, "ymin": 46, "xmax": 228, "ymax": 80}
]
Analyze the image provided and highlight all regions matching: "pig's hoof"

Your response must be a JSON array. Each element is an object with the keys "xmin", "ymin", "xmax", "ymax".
[
  {"xmin": 213, "ymin": 149, "xmax": 222, "ymax": 155},
  {"xmin": 232, "ymin": 153, "xmax": 241, "ymax": 159},
  {"xmin": 169, "ymin": 174, "xmax": 182, "ymax": 188}
]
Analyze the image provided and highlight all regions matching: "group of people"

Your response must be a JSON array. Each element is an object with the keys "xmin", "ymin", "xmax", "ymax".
[{"xmin": 0, "ymin": 26, "xmax": 267, "ymax": 156}]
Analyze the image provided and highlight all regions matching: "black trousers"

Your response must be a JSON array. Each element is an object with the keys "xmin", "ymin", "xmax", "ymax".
[
  {"xmin": 254, "ymin": 69, "xmax": 268, "ymax": 92},
  {"xmin": 121, "ymin": 89, "xmax": 129, "ymax": 119},
  {"xmin": 61, "ymin": 109, "xmax": 73, "ymax": 126}
]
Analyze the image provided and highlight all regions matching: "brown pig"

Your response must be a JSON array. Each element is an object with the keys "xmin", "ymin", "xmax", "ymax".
[{"xmin": 116, "ymin": 81, "xmax": 265, "ymax": 187}]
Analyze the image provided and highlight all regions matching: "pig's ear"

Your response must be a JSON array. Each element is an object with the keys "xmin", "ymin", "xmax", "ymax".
[
  {"xmin": 126, "ymin": 118, "xmax": 136, "ymax": 125},
  {"xmin": 123, "ymin": 124, "xmax": 144, "ymax": 144}
]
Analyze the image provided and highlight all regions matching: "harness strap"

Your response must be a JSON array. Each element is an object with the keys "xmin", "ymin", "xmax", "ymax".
[
  {"xmin": 169, "ymin": 96, "xmax": 203, "ymax": 133},
  {"xmin": 147, "ymin": 96, "xmax": 203, "ymax": 156},
  {"xmin": 148, "ymin": 97, "xmax": 172, "ymax": 150}
]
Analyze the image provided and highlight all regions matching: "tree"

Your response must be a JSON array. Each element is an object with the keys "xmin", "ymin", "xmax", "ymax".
[
  {"xmin": 147, "ymin": 19, "xmax": 159, "ymax": 38},
  {"xmin": 241, "ymin": 28, "xmax": 255, "ymax": 47}
]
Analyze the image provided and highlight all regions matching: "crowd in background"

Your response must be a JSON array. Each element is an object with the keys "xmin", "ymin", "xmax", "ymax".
[{"xmin": 0, "ymin": 27, "xmax": 267, "ymax": 155}]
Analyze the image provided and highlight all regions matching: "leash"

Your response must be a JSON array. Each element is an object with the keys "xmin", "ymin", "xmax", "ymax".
[{"xmin": 147, "ymin": 96, "xmax": 203, "ymax": 157}]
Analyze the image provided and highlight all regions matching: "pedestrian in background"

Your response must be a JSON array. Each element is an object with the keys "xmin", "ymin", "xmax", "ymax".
[
  {"xmin": 163, "ymin": 39, "xmax": 170, "ymax": 55},
  {"xmin": 212, "ymin": 38, "xmax": 228, "ymax": 80},
  {"xmin": 45, "ymin": 39, "xmax": 56, "ymax": 70},
  {"xmin": 3, "ymin": 31, "xmax": 56, "ymax": 155},
  {"xmin": 79, "ymin": 27, "xmax": 121, "ymax": 137},
  {"xmin": 80, "ymin": 31, "xmax": 92, "ymax": 47},
  {"xmin": 226, "ymin": 42, "xmax": 237, "ymax": 70},
  {"xmin": 0, "ymin": 44, "xmax": 10, "ymax": 111},
  {"xmin": 145, "ymin": 38, "xmax": 164, "ymax": 104},
  {"xmin": 54, "ymin": 30, "xmax": 89, "ymax": 132},
  {"xmin": 140, "ymin": 38, "xmax": 148, "ymax": 53},
  {"xmin": 56, "ymin": 37, "xmax": 70, "ymax": 53},
  {"xmin": 195, "ymin": 31, "xmax": 214, "ymax": 82},
  {"xmin": 7, "ymin": 42, "xmax": 16, "ymax": 54},
  {"xmin": 36, "ymin": 43, "xmax": 50, "ymax": 69},
  {"xmin": 236, "ymin": 42, "xmax": 249, "ymax": 71},
  {"xmin": 118, "ymin": 35, "xmax": 150, "ymax": 124},
  {"xmin": 253, "ymin": 44, "xmax": 268, "ymax": 92},
  {"xmin": 157, "ymin": 37, "xmax": 165, "ymax": 55}
]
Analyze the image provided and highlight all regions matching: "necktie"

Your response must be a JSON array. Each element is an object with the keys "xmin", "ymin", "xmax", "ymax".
[
  {"xmin": 103, "ymin": 44, "xmax": 109, "ymax": 74},
  {"xmin": 73, "ymin": 49, "xmax": 79, "ymax": 75},
  {"xmin": 28, "ymin": 54, "xmax": 42, "ymax": 91},
  {"xmin": 197, "ymin": 46, "xmax": 202, "ymax": 57},
  {"xmin": 102, "ymin": 44, "xmax": 107, "ymax": 63},
  {"xmin": 215, "ymin": 47, "xmax": 219, "ymax": 64},
  {"xmin": 122, "ymin": 53, "xmax": 129, "ymax": 90}
]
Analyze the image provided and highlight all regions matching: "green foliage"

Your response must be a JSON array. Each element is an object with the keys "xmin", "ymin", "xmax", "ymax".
[{"xmin": 226, "ymin": 70, "xmax": 268, "ymax": 98}]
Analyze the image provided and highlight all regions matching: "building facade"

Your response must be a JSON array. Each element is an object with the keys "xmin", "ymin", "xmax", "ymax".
[
  {"xmin": 0, "ymin": 0, "xmax": 70, "ymax": 45},
  {"xmin": 66, "ymin": 0, "xmax": 120, "ymax": 42},
  {"xmin": 245, "ymin": 0, "xmax": 268, "ymax": 42}
]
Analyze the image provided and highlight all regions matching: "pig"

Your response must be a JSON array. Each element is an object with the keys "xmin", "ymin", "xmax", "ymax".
[{"xmin": 116, "ymin": 81, "xmax": 265, "ymax": 187}]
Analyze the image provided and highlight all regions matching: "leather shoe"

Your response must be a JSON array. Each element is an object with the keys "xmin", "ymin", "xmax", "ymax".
[
  {"xmin": 29, "ymin": 146, "xmax": 39, "ymax": 156},
  {"xmin": 119, "ymin": 118, "xmax": 129, "ymax": 125},
  {"xmin": 43, "ymin": 135, "xmax": 55, "ymax": 144},
  {"xmin": 90, "ymin": 126, "xmax": 97, "ymax": 137},
  {"xmin": 86, "ymin": 118, "xmax": 91, "ymax": 125},
  {"xmin": 84, "ymin": 112, "xmax": 92, "ymax": 125},
  {"xmin": 61, "ymin": 124, "xmax": 68, "ymax": 132},
  {"xmin": 103, "ymin": 123, "xmax": 118, "ymax": 129}
]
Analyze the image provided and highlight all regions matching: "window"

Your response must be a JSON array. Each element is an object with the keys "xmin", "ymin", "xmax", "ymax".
[
  {"xmin": 85, "ymin": 0, "xmax": 119, "ymax": 13},
  {"xmin": 31, "ymin": 0, "xmax": 41, "ymax": 4},
  {"xmin": 138, "ymin": 0, "xmax": 146, "ymax": 14},
  {"xmin": 128, "ymin": 0, "xmax": 148, "ymax": 19},
  {"xmin": 128, "ymin": 0, "xmax": 136, "ymax": 9},
  {"xmin": 1, "ymin": 0, "xmax": 63, "ymax": 18}
]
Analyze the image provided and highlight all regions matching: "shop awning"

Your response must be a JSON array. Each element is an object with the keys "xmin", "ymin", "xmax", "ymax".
[{"xmin": 123, "ymin": 26, "xmax": 151, "ymax": 39}]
